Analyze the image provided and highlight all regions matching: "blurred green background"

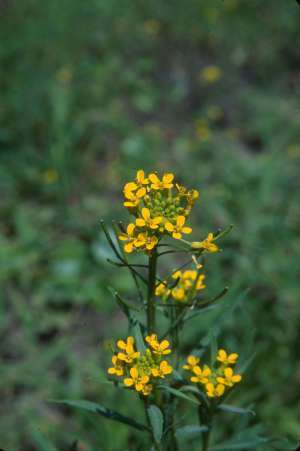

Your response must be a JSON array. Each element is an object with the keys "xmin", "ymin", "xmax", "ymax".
[{"xmin": 1, "ymin": 0, "xmax": 300, "ymax": 450}]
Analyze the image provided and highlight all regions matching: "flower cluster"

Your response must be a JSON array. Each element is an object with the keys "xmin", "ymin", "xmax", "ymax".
[
  {"xmin": 118, "ymin": 170, "xmax": 199, "ymax": 253},
  {"xmin": 155, "ymin": 268, "xmax": 206, "ymax": 302},
  {"xmin": 108, "ymin": 335, "xmax": 173, "ymax": 396},
  {"xmin": 183, "ymin": 349, "xmax": 242, "ymax": 398}
]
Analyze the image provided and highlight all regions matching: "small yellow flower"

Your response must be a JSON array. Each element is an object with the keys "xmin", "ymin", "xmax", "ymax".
[
  {"xmin": 124, "ymin": 170, "xmax": 149, "ymax": 197},
  {"xmin": 123, "ymin": 189, "xmax": 145, "ymax": 208},
  {"xmin": 191, "ymin": 233, "xmax": 219, "ymax": 253},
  {"xmin": 151, "ymin": 360, "xmax": 173, "ymax": 378},
  {"xmin": 107, "ymin": 355, "xmax": 124, "ymax": 376},
  {"xmin": 165, "ymin": 216, "xmax": 192, "ymax": 239},
  {"xmin": 196, "ymin": 274, "xmax": 206, "ymax": 290},
  {"xmin": 206, "ymin": 382, "xmax": 225, "ymax": 398},
  {"xmin": 141, "ymin": 384, "xmax": 153, "ymax": 396},
  {"xmin": 136, "ymin": 208, "xmax": 162, "ymax": 229},
  {"xmin": 183, "ymin": 355, "xmax": 200, "ymax": 371},
  {"xmin": 145, "ymin": 334, "xmax": 171, "ymax": 355},
  {"xmin": 171, "ymin": 287, "xmax": 186, "ymax": 301},
  {"xmin": 191, "ymin": 365, "xmax": 211, "ymax": 384},
  {"xmin": 117, "ymin": 336, "xmax": 140, "ymax": 363},
  {"xmin": 135, "ymin": 233, "xmax": 158, "ymax": 251},
  {"xmin": 155, "ymin": 282, "xmax": 170, "ymax": 297},
  {"xmin": 217, "ymin": 349, "xmax": 238, "ymax": 365},
  {"xmin": 123, "ymin": 367, "xmax": 149, "ymax": 392},
  {"xmin": 118, "ymin": 224, "xmax": 137, "ymax": 253},
  {"xmin": 148, "ymin": 173, "xmax": 174, "ymax": 190},
  {"xmin": 217, "ymin": 367, "xmax": 242, "ymax": 387},
  {"xmin": 200, "ymin": 66, "xmax": 221, "ymax": 84}
]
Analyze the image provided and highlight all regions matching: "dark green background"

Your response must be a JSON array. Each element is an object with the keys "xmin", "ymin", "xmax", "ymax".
[{"xmin": 0, "ymin": 1, "xmax": 300, "ymax": 450}]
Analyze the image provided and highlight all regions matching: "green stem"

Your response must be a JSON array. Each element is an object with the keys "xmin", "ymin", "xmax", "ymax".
[{"xmin": 147, "ymin": 249, "xmax": 158, "ymax": 334}]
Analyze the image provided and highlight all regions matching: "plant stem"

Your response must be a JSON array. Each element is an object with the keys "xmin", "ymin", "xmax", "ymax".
[
  {"xmin": 147, "ymin": 248, "xmax": 158, "ymax": 334},
  {"xmin": 202, "ymin": 429, "xmax": 211, "ymax": 451}
]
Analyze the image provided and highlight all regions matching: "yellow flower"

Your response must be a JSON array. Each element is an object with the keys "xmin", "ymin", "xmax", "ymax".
[
  {"xmin": 171, "ymin": 287, "xmax": 186, "ymax": 301},
  {"xmin": 135, "ymin": 233, "xmax": 158, "ymax": 251},
  {"xmin": 196, "ymin": 274, "xmax": 206, "ymax": 290},
  {"xmin": 118, "ymin": 224, "xmax": 137, "ymax": 253},
  {"xmin": 123, "ymin": 367, "xmax": 149, "ymax": 392},
  {"xmin": 151, "ymin": 360, "xmax": 173, "ymax": 378},
  {"xmin": 191, "ymin": 233, "xmax": 219, "ymax": 253},
  {"xmin": 124, "ymin": 170, "xmax": 149, "ymax": 198},
  {"xmin": 191, "ymin": 365, "xmax": 212, "ymax": 384},
  {"xmin": 141, "ymin": 384, "xmax": 153, "ymax": 396},
  {"xmin": 206, "ymin": 382, "xmax": 225, "ymax": 398},
  {"xmin": 43, "ymin": 169, "xmax": 58, "ymax": 184},
  {"xmin": 155, "ymin": 282, "xmax": 170, "ymax": 297},
  {"xmin": 107, "ymin": 355, "xmax": 124, "ymax": 376},
  {"xmin": 123, "ymin": 189, "xmax": 145, "ymax": 208},
  {"xmin": 165, "ymin": 216, "xmax": 192, "ymax": 239},
  {"xmin": 145, "ymin": 334, "xmax": 171, "ymax": 355},
  {"xmin": 217, "ymin": 349, "xmax": 238, "ymax": 365},
  {"xmin": 136, "ymin": 208, "xmax": 162, "ymax": 229},
  {"xmin": 200, "ymin": 66, "xmax": 221, "ymax": 84},
  {"xmin": 117, "ymin": 336, "xmax": 140, "ymax": 363},
  {"xmin": 186, "ymin": 189, "xmax": 199, "ymax": 206},
  {"xmin": 148, "ymin": 173, "xmax": 174, "ymax": 190},
  {"xmin": 217, "ymin": 367, "xmax": 242, "ymax": 387},
  {"xmin": 183, "ymin": 355, "xmax": 200, "ymax": 371}
]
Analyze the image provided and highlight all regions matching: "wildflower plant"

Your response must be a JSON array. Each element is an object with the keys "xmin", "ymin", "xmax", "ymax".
[{"xmin": 58, "ymin": 170, "xmax": 263, "ymax": 450}]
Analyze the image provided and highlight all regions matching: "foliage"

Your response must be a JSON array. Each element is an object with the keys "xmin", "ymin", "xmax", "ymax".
[{"xmin": 0, "ymin": 0, "xmax": 299, "ymax": 450}]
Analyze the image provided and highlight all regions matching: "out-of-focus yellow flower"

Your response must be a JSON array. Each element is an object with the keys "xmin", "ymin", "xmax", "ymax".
[
  {"xmin": 200, "ymin": 66, "xmax": 221, "ymax": 84},
  {"xmin": 43, "ymin": 169, "xmax": 58, "ymax": 184},
  {"xmin": 56, "ymin": 67, "xmax": 73, "ymax": 84},
  {"xmin": 195, "ymin": 119, "xmax": 211, "ymax": 141},
  {"xmin": 183, "ymin": 355, "xmax": 200, "ymax": 371},
  {"xmin": 144, "ymin": 19, "xmax": 161, "ymax": 36},
  {"xmin": 288, "ymin": 145, "xmax": 300, "ymax": 158},
  {"xmin": 217, "ymin": 367, "xmax": 242, "ymax": 387},
  {"xmin": 165, "ymin": 215, "xmax": 192, "ymax": 239},
  {"xmin": 191, "ymin": 233, "xmax": 219, "ymax": 253},
  {"xmin": 155, "ymin": 282, "xmax": 170, "ymax": 297},
  {"xmin": 217, "ymin": 349, "xmax": 238, "ymax": 365}
]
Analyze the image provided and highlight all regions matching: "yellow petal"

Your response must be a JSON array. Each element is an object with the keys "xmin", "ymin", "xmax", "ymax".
[
  {"xmin": 136, "ymin": 170, "xmax": 145, "ymax": 183},
  {"xmin": 142, "ymin": 208, "xmax": 150, "ymax": 220},
  {"xmin": 172, "ymin": 232, "xmax": 182, "ymax": 240},
  {"xmin": 124, "ymin": 378, "xmax": 134, "ymax": 386},
  {"xmin": 124, "ymin": 182, "xmax": 137, "ymax": 192},
  {"xmin": 165, "ymin": 222, "xmax": 174, "ymax": 232},
  {"xmin": 124, "ymin": 242, "xmax": 134, "ymax": 253},
  {"xmin": 127, "ymin": 223, "xmax": 135, "ymax": 235},
  {"xmin": 217, "ymin": 349, "xmax": 227, "ymax": 362},
  {"xmin": 136, "ymin": 218, "xmax": 146, "ymax": 227},
  {"xmin": 182, "ymin": 226, "xmax": 192, "ymax": 234},
  {"xmin": 224, "ymin": 367, "xmax": 233, "ymax": 378},
  {"xmin": 107, "ymin": 367, "xmax": 116, "ymax": 374},
  {"xmin": 176, "ymin": 215, "xmax": 185, "ymax": 227},
  {"xmin": 130, "ymin": 367, "xmax": 138, "ymax": 378},
  {"xmin": 149, "ymin": 173, "xmax": 160, "ymax": 184},
  {"xmin": 163, "ymin": 173, "xmax": 174, "ymax": 184}
]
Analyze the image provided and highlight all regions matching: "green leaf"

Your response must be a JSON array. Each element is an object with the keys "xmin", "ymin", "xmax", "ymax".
[
  {"xmin": 175, "ymin": 425, "xmax": 209, "ymax": 440},
  {"xmin": 217, "ymin": 404, "xmax": 255, "ymax": 416},
  {"xmin": 157, "ymin": 385, "xmax": 200, "ymax": 405},
  {"xmin": 212, "ymin": 437, "xmax": 270, "ymax": 450},
  {"xmin": 132, "ymin": 319, "xmax": 146, "ymax": 353},
  {"xmin": 147, "ymin": 405, "xmax": 163, "ymax": 444},
  {"xmin": 50, "ymin": 399, "xmax": 149, "ymax": 432}
]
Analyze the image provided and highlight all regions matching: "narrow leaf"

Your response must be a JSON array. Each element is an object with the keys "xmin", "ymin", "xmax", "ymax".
[
  {"xmin": 147, "ymin": 405, "xmax": 163, "ymax": 444},
  {"xmin": 50, "ymin": 399, "xmax": 149, "ymax": 432},
  {"xmin": 132, "ymin": 320, "xmax": 146, "ymax": 353},
  {"xmin": 175, "ymin": 425, "xmax": 209, "ymax": 440},
  {"xmin": 158, "ymin": 385, "xmax": 200, "ymax": 405},
  {"xmin": 212, "ymin": 437, "xmax": 270, "ymax": 450},
  {"xmin": 218, "ymin": 404, "xmax": 255, "ymax": 416}
]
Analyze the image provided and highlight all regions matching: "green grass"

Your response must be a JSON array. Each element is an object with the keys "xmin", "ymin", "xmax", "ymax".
[{"xmin": 0, "ymin": 0, "xmax": 300, "ymax": 449}]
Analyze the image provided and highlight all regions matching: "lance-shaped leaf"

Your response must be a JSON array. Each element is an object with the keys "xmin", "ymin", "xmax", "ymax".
[
  {"xmin": 50, "ymin": 399, "xmax": 149, "ymax": 432},
  {"xmin": 217, "ymin": 404, "xmax": 255, "ymax": 416},
  {"xmin": 157, "ymin": 385, "xmax": 200, "ymax": 405},
  {"xmin": 147, "ymin": 405, "xmax": 164, "ymax": 444},
  {"xmin": 175, "ymin": 425, "xmax": 209, "ymax": 441},
  {"xmin": 132, "ymin": 319, "xmax": 147, "ymax": 353}
]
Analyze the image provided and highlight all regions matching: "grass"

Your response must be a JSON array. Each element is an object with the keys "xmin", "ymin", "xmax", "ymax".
[{"xmin": 0, "ymin": 0, "xmax": 300, "ymax": 449}]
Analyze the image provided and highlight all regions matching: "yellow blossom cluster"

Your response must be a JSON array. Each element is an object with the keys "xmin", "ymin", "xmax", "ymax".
[
  {"xmin": 183, "ymin": 349, "xmax": 242, "ymax": 398},
  {"xmin": 108, "ymin": 335, "xmax": 173, "ymax": 396},
  {"xmin": 118, "ymin": 170, "xmax": 199, "ymax": 253},
  {"xmin": 155, "ymin": 268, "xmax": 206, "ymax": 302}
]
